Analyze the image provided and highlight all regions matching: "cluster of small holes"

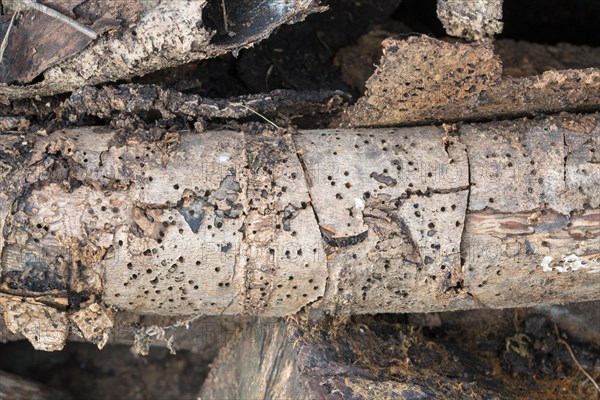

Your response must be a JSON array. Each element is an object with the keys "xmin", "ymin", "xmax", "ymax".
[
  {"xmin": 109, "ymin": 208, "xmax": 243, "ymax": 312},
  {"xmin": 477, "ymin": 132, "xmax": 568, "ymax": 208},
  {"xmin": 314, "ymin": 132, "xmax": 460, "ymax": 225},
  {"xmin": 301, "ymin": 131, "xmax": 472, "ymax": 311}
]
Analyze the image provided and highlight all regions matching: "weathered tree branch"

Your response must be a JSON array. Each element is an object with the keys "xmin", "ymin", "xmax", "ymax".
[{"xmin": 0, "ymin": 113, "xmax": 598, "ymax": 350}]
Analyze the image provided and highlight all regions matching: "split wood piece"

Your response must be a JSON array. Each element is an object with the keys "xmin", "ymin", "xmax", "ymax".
[
  {"xmin": 0, "ymin": 114, "xmax": 598, "ymax": 344},
  {"xmin": 0, "ymin": 370, "xmax": 72, "ymax": 400},
  {"xmin": 338, "ymin": 36, "xmax": 600, "ymax": 128},
  {"xmin": 437, "ymin": 0, "xmax": 503, "ymax": 42},
  {"xmin": 0, "ymin": 0, "xmax": 324, "ymax": 101}
]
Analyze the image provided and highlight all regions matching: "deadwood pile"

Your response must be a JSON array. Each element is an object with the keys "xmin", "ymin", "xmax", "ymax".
[{"xmin": 0, "ymin": 0, "xmax": 599, "ymax": 399}]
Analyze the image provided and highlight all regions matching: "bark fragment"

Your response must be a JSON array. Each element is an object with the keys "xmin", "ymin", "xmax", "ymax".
[
  {"xmin": 70, "ymin": 303, "xmax": 114, "ymax": 349},
  {"xmin": 2, "ymin": 298, "xmax": 69, "ymax": 351},
  {"xmin": 339, "ymin": 36, "xmax": 600, "ymax": 127},
  {"xmin": 0, "ymin": 0, "xmax": 324, "ymax": 100},
  {"xmin": 1, "ymin": 310, "xmax": 248, "ymax": 356},
  {"xmin": 437, "ymin": 0, "xmax": 503, "ymax": 41}
]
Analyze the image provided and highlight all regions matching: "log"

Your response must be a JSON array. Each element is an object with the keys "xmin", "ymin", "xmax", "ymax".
[
  {"xmin": 0, "ymin": 0, "xmax": 323, "ymax": 101},
  {"xmin": 0, "ymin": 113, "xmax": 599, "ymax": 350},
  {"xmin": 199, "ymin": 314, "xmax": 600, "ymax": 399},
  {"xmin": 338, "ymin": 36, "xmax": 600, "ymax": 127}
]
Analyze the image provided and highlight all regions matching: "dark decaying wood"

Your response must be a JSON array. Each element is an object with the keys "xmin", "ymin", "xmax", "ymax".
[
  {"xmin": 0, "ymin": 370, "xmax": 72, "ymax": 400},
  {"xmin": 0, "ymin": 113, "xmax": 598, "ymax": 350},
  {"xmin": 199, "ymin": 313, "xmax": 600, "ymax": 399},
  {"xmin": 62, "ymin": 85, "xmax": 352, "ymax": 128}
]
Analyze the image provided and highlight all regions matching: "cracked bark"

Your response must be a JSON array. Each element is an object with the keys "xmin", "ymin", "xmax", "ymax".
[{"xmin": 0, "ymin": 113, "xmax": 599, "ymax": 350}]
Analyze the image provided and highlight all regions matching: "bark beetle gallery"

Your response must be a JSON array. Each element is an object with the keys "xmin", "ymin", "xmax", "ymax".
[{"xmin": 0, "ymin": 0, "xmax": 599, "ymax": 399}]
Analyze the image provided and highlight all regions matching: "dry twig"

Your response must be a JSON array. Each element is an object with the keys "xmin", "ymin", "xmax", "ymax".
[{"xmin": 554, "ymin": 324, "xmax": 600, "ymax": 394}]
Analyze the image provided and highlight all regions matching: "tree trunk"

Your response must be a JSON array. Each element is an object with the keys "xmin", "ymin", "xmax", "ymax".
[{"xmin": 1, "ymin": 113, "xmax": 598, "ymax": 349}]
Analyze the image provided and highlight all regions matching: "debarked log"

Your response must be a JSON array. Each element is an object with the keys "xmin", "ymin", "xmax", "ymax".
[{"xmin": 0, "ymin": 114, "xmax": 598, "ymax": 338}]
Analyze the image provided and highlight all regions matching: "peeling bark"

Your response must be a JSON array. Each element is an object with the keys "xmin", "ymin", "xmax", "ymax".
[
  {"xmin": 0, "ymin": 0, "xmax": 324, "ymax": 101},
  {"xmin": 339, "ymin": 36, "xmax": 600, "ymax": 128},
  {"xmin": 437, "ymin": 0, "xmax": 503, "ymax": 41},
  {"xmin": 0, "ymin": 114, "xmax": 599, "ymax": 350}
]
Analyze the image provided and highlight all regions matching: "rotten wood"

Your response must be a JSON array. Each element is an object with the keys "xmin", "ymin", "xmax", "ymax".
[
  {"xmin": 63, "ymin": 85, "xmax": 352, "ymax": 128},
  {"xmin": 437, "ymin": 0, "xmax": 503, "ymax": 42},
  {"xmin": 199, "ymin": 314, "xmax": 600, "ymax": 399},
  {"xmin": 0, "ymin": 0, "xmax": 324, "ymax": 100},
  {"xmin": 338, "ymin": 36, "xmax": 600, "ymax": 128},
  {"xmin": 0, "ymin": 113, "xmax": 598, "ymax": 351}
]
